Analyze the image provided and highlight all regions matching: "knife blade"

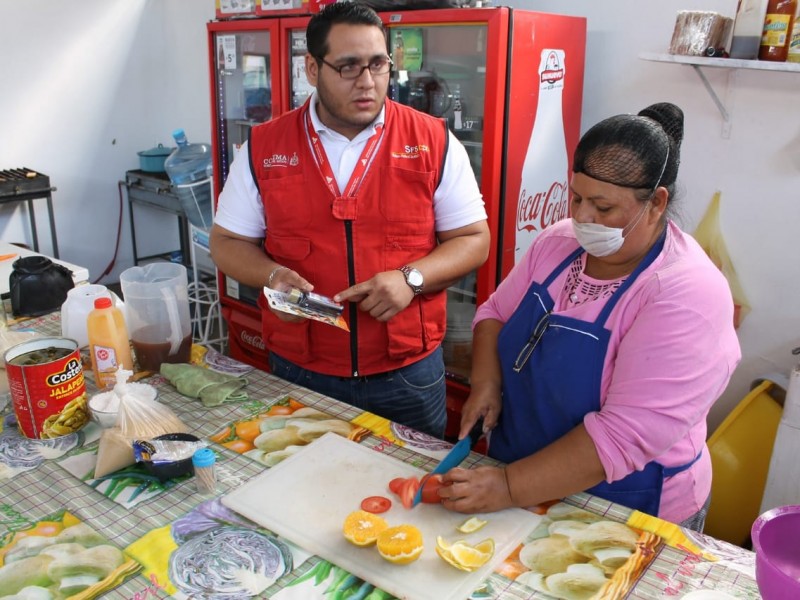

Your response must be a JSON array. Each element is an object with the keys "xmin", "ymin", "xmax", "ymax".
[{"xmin": 412, "ymin": 418, "xmax": 484, "ymax": 507}]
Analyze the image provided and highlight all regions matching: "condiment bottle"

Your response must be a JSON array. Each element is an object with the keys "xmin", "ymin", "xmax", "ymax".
[
  {"xmin": 192, "ymin": 448, "xmax": 217, "ymax": 495},
  {"xmin": 87, "ymin": 297, "xmax": 134, "ymax": 390},
  {"xmin": 787, "ymin": 10, "xmax": 800, "ymax": 62},
  {"xmin": 759, "ymin": 0, "xmax": 798, "ymax": 61}
]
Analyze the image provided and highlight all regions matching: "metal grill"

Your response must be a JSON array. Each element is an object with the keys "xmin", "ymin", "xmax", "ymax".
[{"xmin": 0, "ymin": 168, "xmax": 51, "ymax": 197}]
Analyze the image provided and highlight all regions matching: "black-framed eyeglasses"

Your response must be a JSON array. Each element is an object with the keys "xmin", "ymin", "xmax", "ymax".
[
  {"xmin": 513, "ymin": 311, "xmax": 551, "ymax": 373},
  {"xmin": 316, "ymin": 56, "xmax": 393, "ymax": 80}
]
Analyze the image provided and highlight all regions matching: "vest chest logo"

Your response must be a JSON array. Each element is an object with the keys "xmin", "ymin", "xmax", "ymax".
[
  {"xmin": 391, "ymin": 144, "xmax": 430, "ymax": 160},
  {"xmin": 262, "ymin": 152, "xmax": 299, "ymax": 169}
]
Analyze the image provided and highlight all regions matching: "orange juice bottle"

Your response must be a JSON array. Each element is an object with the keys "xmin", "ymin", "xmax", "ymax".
[{"xmin": 87, "ymin": 297, "xmax": 133, "ymax": 389}]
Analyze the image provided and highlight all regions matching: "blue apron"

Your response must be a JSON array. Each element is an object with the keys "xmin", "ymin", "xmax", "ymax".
[{"xmin": 490, "ymin": 228, "xmax": 699, "ymax": 516}]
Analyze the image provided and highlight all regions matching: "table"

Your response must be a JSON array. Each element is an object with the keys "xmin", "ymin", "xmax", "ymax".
[{"xmin": 0, "ymin": 312, "xmax": 763, "ymax": 600}]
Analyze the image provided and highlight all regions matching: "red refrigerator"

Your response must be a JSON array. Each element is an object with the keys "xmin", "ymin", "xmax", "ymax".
[{"xmin": 207, "ymin": 8, "xmax": 586, "ymax": 433}]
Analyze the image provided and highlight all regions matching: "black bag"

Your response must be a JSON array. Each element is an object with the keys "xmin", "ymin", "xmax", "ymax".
[{"xmin": 9, "ymin": 256, "xmax": 75, "ymax": 317}]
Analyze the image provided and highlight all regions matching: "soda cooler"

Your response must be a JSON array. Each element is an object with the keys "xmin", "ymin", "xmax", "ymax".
[{"xmin": 207, "ymin": 8, "xmax": 586, "ymax": 434}]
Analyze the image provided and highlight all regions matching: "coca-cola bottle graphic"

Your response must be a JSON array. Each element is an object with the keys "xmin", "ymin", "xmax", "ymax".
[{"xmin": 515, "ymin": 49, "xmax": 570, "ymax": 264}]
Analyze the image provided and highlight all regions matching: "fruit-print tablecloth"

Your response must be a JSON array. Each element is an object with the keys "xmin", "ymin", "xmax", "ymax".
[{"xmin": 0, "ymin": 312, "xmax": 762, "ymax": 599}]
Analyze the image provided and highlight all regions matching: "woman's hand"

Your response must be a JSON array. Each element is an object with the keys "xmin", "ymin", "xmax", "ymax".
[
  {"xmin": 439, "ymin": 466, "xmax": 514, "ymax": 513},
  {"xmin": 458, "ymin": 383, "xmax": 502, "ymax": 439}
]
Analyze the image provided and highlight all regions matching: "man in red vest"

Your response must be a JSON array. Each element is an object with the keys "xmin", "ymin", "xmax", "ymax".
[{"xmin": 210, "ymin": 2, "xmax": 489, "ymax": 438}]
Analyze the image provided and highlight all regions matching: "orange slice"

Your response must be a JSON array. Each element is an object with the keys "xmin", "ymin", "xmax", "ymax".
[
  {"xmin": 343, "ymin": 510, "xmax": 389, "ymax": 547},
  {"xmin": 376, "ymin": 524, "xmax": 424, "ymax": 564}
]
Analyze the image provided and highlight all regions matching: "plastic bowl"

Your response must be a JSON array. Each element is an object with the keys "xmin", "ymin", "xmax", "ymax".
[
  {"xmin": 88, "ymin": 383, "xmax": 158, "ymax": 429},
  {"xmin": 751, "ymin": 504, "xmax": 800, "ymax": 600},
  {"xmin": 142, "ymin": 433, "xmax": 199, "ymax": 482},
  {"xmin": 88, "ymin": 395, "xmax": 119, "ymax": 428}
]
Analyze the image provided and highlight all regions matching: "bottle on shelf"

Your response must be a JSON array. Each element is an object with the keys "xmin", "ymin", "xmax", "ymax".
[
  {"xmin": 87, "ymin": 297, "xmax": 134, "ymax": 390},
  {"xmin": 787, "ymin": 9, "xmax": 800, "ymax": 62},
  {"xmin": 730, "ymin": 0, "xmax": 770, "ymax": 59},
  {"xmin": 452, "ymin": 84, "xmax": 464, "ymax": 131},
  {"xmin": 393, "ymin": 31, "xmax": 405, "ymax": 71},
  {"xmin": 758, "ymin": 0, "xmax": 798, "ymax": 61},
  {"xmin": 164, "ymin": 129, "xmax": 214, "ymax": 229}
]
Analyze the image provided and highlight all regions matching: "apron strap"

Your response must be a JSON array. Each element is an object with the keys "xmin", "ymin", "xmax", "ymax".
[
  {"xmin": 596, "ymin": 225, "xmax": 667, "ymax": 327},
  {"xmin": 663, "ymin": 450, "xmax": 703, "ymax": 477}
]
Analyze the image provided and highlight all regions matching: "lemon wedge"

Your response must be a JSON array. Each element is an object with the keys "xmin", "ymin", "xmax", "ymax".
[
  {"xmin": 436, "ymin": 536, "xmax": 495, "ymax": 571},
  {"xmin": 457, "ymin": 516, "xmax": 488, "ymax": 533}
]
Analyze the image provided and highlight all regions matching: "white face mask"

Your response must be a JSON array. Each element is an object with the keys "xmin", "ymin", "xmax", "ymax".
[{"xmin": 572, "ymin": 201, "xmax": 650, "ymax": 257}]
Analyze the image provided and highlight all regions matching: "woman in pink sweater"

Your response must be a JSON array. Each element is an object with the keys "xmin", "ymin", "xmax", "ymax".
[{"xmin": 440, "ymin": 103, "xmax": 741, "ymax": 529}]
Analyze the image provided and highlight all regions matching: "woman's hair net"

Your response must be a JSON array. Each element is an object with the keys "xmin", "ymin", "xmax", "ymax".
[{"xmin": 573, "ymin": 102, "xmax": 684, "ymax": 194}]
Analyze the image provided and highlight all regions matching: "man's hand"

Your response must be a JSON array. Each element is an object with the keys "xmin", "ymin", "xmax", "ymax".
[
  {"xmin": 269, "ymin": 267, "xmax": 314, "ymax": 323},
  {"xmin": 334, "ymin": 270, "xmax": 414, "ymax": 322}
]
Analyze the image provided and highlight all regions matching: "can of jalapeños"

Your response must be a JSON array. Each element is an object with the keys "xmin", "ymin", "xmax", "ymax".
[{"xmin": 4, "ymin": 337, "xmax": 88, "ymax": 439}]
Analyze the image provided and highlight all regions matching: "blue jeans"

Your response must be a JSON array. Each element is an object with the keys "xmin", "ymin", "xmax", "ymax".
[{"xmin": 268, "ymin": 348, "xmax": 447, "ymax": 439}]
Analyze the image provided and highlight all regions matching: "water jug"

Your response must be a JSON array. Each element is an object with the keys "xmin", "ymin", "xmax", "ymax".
[
  {"xmin": 119, "ymin": 263, "xmax": 192, "ymax": 372},
  {"xmin": 61, "ymin": 284, "xmax": 125, "ymax": 348},
  {"xmin": 164, "ymin": 128, "xmax": 214, "ymax": 229}
]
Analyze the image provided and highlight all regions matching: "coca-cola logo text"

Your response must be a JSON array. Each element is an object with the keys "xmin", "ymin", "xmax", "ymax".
[
  {"xmin": 517, "ymin": 181, "xmax": 569, "ymax": 233},
  {"xmin": 240, "ymin": 329, "xmax": 265, "ymax": 351}
]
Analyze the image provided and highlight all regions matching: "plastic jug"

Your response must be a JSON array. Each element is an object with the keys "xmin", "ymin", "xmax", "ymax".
[
  {"xmin": 119, "ymin": 263, "xmax": 192, "ymax": 372},
  {"xmin": 164, "ymin": 128, "xmax": 214, "ymax": 230},
  {"xmin": 61, "ymin": 284, "xmax": 125, "ymax": 348}
]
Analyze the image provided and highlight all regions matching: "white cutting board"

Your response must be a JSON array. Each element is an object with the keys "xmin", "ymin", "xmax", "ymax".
[{"xmin": 223, "ymin": 432, "xmax": 542, "ymax": 600}]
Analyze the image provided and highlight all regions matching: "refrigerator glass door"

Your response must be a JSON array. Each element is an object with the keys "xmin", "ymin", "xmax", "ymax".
[
  {"xmin": 387, "ymin": 22, "xmax": 488, "ymax": 384},
  {"xmin": 288, "ymin": 27, "xmax": 313, "ymax": 109},
  {"xmin": 212, "ymin": 29, "xmax": 275, "ymax": 185}
]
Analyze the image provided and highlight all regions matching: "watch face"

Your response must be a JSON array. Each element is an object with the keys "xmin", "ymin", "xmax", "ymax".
[{"xmin": 407, "ymin": 268, "xmax": 423, "ymax": 287}]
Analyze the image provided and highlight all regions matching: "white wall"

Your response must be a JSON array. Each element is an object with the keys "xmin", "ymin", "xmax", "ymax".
[
  {"xmin": 1, "ymin": 0, "xmax": 799, "ymax": 427},
  {"xmin": 0, "ymin": 0, "xmax": 214, "ymax": 280}
]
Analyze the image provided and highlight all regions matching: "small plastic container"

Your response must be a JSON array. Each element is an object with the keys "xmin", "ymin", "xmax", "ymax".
[
  {"xmin": 192, "ymin": 447, "xmax": 217, "ymax": 495},
  {"xmin": 87, "ymin": 297, "xmax": 134, "ymax": 390}
]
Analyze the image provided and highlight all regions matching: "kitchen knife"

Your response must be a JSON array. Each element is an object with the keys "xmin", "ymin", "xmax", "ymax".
[{"xmin": 412, "ymin": 418, "xmax": 484, "ymax": 507}]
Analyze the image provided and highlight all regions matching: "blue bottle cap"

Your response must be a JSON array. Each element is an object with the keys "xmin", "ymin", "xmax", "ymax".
[{"xmin": 192, "ymin": 447, "xmax": 216, "ymax": 468}]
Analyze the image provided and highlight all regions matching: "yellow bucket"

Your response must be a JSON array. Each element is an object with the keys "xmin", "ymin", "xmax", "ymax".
[{"xmin": 705, "ymin": 380, "xmax": 783, "ymax": 547}]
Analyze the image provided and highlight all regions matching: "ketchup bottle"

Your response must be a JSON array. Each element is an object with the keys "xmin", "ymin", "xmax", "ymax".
[{"xmin": 759, "ymin": 0, "xmax": 798, "ymax": 61}]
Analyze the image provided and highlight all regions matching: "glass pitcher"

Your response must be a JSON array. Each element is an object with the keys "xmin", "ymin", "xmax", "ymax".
[{"xmin": 119, "ymin": 263, "xmax": 192, "ymax": 372}]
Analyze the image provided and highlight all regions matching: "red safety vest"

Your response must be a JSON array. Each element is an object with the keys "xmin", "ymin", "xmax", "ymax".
[{"xmin": 249, "ymin": 99, "xmax": 449, "ymax": 377}]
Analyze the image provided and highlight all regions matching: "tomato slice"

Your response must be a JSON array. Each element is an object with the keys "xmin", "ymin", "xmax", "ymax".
[
  {"xmin": 399, "ymin": 476, "xmax": 420, "ymax": 510},
  {"xmin": 420, "ymin": 473, "xmax": 445, "ymax": 504},
  {"xmin": 388, "ymin": 477, "xmax": 406, "ymax": 495},
  {"xmin": 361, "ymin": 496, "xmax": 392, "ymax": 514}
]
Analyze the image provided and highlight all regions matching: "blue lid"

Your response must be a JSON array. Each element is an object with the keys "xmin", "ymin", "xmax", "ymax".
[{"xmin": 192, "ymin": 447, "xmax": 216, "ymax": 467}]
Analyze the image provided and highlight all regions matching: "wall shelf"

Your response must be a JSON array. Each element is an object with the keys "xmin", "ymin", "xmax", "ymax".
[{"xmin": 639, "ymin": 52, "xmax": 800, "ymax": 138}]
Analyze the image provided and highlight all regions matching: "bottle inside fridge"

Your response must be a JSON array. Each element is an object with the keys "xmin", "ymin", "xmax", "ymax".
[{"xmin": 290, "ymin": 29, "xmax": 314, "ymax": 109}]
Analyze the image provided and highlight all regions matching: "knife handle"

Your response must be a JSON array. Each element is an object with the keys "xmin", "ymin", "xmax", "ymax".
[{"xmin": 467, "ymin": 417, "xmax": 484, "ymax": 448}]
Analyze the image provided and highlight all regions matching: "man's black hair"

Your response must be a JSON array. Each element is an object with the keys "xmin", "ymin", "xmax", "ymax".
[{"xmin": 307, "ymin": 2, "xmax": 386, "ymax": 59}]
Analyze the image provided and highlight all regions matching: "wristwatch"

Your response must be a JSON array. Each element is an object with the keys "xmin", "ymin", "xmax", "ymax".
[{"xmin": 398, "ymin": 265, "xmax": 424, "ymax": 295}]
